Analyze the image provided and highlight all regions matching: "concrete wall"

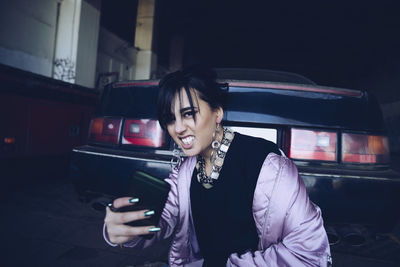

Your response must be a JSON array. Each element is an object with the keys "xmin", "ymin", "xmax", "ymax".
[
  {"xmin": 96, "ymin": 28, "xmax": 137, "ymax": 88},
  {"xmin": 0, "ymin": 0, "xmax": 101, "ymax": 88},
  {"xmin": 75, "ymin": 0, "xmax": 101, "ymax": 88},
  {"xmin": 0, "ymin": 0, "xmax": 58, "ymax": 77}
]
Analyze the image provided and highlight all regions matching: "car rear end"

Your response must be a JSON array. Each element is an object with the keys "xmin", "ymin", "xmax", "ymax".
[
  {"xmin": 223, "ymin": 81, "xmax": 400, "ymax": 236},
  {"xmin": 70, "ymin": 81, "xmax": 173, "ymax": 198},
  {"xmin": 71, "ymin": 78, "xmax": 400, "ymax": 237}
]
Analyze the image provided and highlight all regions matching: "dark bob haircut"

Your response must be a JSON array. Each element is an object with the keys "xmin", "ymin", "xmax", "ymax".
[{"xmin": 157, "ymin": 66, "xmax": 227, "ymax": 130}]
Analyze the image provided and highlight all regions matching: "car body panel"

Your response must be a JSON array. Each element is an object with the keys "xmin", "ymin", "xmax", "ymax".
[
  {"xmin": 71, "ymin": 77, "xmax": 400, "ymax": 232},
  {"xmin": 71, "ymin": 144, "xmax": 400, "ymax": 230}
]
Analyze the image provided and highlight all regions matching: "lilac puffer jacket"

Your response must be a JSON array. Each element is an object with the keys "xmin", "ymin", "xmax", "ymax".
[{"xmin": 104, "ymin": 153, "xmax": 331, "ymax": 266}]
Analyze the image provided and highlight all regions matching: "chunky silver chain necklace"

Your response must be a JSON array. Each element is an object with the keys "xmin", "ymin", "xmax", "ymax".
[{"xmin": 196, "ymin": 127, "xmax": 235, "ymax": 189}]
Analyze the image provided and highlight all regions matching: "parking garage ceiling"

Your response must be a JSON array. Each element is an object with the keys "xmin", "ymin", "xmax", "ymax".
[{"xmin": 102, "ymin": 0, "xmax": 400, "ymax": 101}]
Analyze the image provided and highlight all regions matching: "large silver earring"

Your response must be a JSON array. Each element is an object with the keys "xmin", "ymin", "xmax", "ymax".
[
  {"xmin": 171, "ymin": 142, "xmax": 182, "ymax": 170},
  {"xmin": 210, "ymin": 123, "xmax": 221, "ymax": 163}
]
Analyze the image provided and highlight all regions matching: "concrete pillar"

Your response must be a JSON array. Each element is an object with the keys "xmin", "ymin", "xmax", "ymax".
[
  {"xmin": 53, "ymin": 0, "xmax": 82, "ymax": 83},
  {"xmin": 52, "ymin": 0, "xmax": 100, "ymax": 88},
  {"xmin": 134, "ymin": 0, "xmax": 156, "ymax": 80},
  {"xmin": 75, "ymin": 0, "xmax": 101, "ymax": 88}
]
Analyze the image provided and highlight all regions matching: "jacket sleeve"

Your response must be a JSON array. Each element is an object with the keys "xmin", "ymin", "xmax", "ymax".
[
  {"xmin": 103, "ymin": 167, "xmax": 180, "ymax": 249},
  {"xmin": 227, "ymin": 154, "xmax": 331, "ymax": 267}
]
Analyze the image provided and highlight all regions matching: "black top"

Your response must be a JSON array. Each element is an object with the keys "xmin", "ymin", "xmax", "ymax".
[{"xmin": 190, "ymin": 133, "xmax": 280, "ymax": 266}]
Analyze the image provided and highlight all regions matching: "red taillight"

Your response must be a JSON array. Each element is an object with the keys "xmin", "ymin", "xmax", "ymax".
[
  {"xmin": 4, "ymin": 137, "xmax": 15, "ymax": 144},
  {"xmin": 342, "ymin": 133, "xmax": 390, "ymax": 164},
  {"xmin": 289, "ymin": 128, "xmax": 337, "ymax": 161},
  {"xmin": 89, "ymin": 117, "xmax": 122, "ymax": 144},
  {"xmin": 122, "ymin": 119, "xmax": 165, "ymax": 148}
]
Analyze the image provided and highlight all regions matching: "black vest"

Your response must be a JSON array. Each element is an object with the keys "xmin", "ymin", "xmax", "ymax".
[{"xmin": 190, "ymin": 133, "xmax": 280, "ymax": 266}]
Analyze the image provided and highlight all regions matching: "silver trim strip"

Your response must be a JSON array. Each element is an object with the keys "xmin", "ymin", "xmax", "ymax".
[
  {"xmin": 72, "ymin": 149, "xmax": 170, "ymax": 164},
  {"xmin": 299, "ymin": 172, "xmax": 400, "ymax": 182},
  {"xmin": 154, "ymin": 150, "xmax": 174, "ymax": 156},
  {"xmin": 72, "ymin": 149, "xmax": 399, "ymax": 182}
]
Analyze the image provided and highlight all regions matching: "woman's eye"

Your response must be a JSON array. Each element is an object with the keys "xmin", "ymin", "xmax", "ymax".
[{"xmin": 183, "ymin": 111, "xmax": 194, "ymax": 118}]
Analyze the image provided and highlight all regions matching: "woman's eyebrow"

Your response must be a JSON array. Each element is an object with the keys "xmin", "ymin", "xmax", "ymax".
[{"xmin": 180, "ymin": 106, "xmax": 197, "ymax": 113}]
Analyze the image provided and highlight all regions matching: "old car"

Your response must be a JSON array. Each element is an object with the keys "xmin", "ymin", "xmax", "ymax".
[{"xmin": 70, "ymin": 69, "xmax": 400, "ymax": 246}]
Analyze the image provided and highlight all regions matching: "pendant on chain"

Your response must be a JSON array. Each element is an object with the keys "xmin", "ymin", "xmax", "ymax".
[{"xmin": 196, "ymin": 127, "xmax": 234, "ymax": 188}]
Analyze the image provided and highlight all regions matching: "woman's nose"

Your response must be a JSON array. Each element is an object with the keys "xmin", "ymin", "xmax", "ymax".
[{"xmin": 174, "ymin": 118, "xmax": 186, "ymax": 134}]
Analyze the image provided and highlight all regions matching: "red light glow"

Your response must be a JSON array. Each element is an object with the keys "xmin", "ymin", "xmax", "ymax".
[
  {"xmin": 290, "ymin": 128, "xmax": 337, "ymax": 161},
  {"xmin": 342, "ymin": 133, "xmax": 389, "ymax": 164},
  {"xmin": 88, "ymin": 117, "xmax": 122, "ymax": 144},
  {"xmin": 4, "ymin": 137, "xmax": 15, "ymax": 144},
  {"xmin": 122, "ymin": 119, "xmax": 165, "ymax": 147}
]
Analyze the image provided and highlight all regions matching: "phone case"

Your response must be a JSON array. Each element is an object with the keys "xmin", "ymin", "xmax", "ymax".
[{"xmin": 119, "ymin": 171, "xmax": 170, "ymax": 238}]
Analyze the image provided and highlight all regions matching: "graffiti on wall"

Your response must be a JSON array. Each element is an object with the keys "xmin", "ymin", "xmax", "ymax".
[{"xmin": 53, "ymin": 58, "xmax": 75, "ymax": 83}]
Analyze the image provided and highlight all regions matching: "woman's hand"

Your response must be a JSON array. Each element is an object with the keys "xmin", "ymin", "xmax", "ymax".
[{"xmin": 104, "ymin": 197, "xmax": 159, "ymax": 245}]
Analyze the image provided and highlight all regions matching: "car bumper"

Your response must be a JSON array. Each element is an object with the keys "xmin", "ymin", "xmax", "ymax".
[
  {"xmin": 298, "ymin": 165, "xmax": 400, "ymax": 230},
  {"xmin": 70, "ymin": 145, "xmax": 172, "ymax": 197},
  {"xmin": 71, "ymin": 145, "xmax": 400, "ymax": 231}
]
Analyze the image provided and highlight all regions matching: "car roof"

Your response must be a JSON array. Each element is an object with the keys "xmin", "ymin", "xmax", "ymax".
[
  {"xmin": 108, "ymin": 79, "xmax": 383, "ymax": 130},
  {"xmin": 112, "ymin": 79, "xmax": 363, "ymax": 98},
  {"xmin": 214, "ymin": 68, "xmax": 316, "ymax": 85}
]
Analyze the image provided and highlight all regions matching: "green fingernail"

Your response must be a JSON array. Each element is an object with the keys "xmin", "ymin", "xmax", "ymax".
[
  {"xmin": 144, "ymin": 210, "xmax": 155, "ymax": 216},
  {"xmin": 149, "ymin": 227, "xmax": 161, "ymax": 232},
  {"xmin": 129, "ymin": 198, "xmax": 139, "ymax": 203}
]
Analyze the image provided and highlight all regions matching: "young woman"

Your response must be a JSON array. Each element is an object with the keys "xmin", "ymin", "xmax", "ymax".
[{"xmin": 104, "ymin": 67, "xmax": 331, "ymax": 266}]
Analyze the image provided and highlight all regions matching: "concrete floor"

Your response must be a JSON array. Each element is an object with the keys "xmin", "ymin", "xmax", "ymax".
[
  {"xmin": 1, "ymin": 167, "xmax": 400, "ymax": 267},
  {"xmin": 1, "ymin": 175, "xmax": 170, "ymax": 267}
]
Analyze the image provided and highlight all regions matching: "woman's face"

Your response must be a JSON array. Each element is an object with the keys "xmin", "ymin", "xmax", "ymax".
[{"xmin": 167, "ymin": 88, "xmax": 223, "ymax": 159}]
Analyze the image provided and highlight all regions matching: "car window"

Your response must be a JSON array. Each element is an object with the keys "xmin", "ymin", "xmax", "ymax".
[
  {"xmin": 226, "ymin": 87, "xmax": 385, "ymax": 131},
  {"xmin": 99, "ymin": 85, "xmax": 159, "ymax": 118}
]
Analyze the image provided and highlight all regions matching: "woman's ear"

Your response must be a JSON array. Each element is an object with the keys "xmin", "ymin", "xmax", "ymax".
[{"xmin": 216, "ymin": 107, "xmax": 224, "ymax": 124}]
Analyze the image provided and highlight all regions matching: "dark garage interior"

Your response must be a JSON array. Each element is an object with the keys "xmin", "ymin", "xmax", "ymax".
[{"xmin": 1, "ymin": 0, "xmax": 400, "ymax": 266}]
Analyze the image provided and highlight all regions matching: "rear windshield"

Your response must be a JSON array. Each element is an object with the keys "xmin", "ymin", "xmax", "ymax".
[
  {"xmin": 227, "ymin": 87, "xmax": 385, "ymax": 132},
  {"xmin": 98, "ymin": 85, "xmax": 159, "ymax": 118},
  {"xmin": 97, "ymin": 84, "xmax": 385, "ymax": 133}
]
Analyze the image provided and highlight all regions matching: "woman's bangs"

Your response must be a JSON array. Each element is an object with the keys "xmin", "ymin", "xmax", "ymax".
[{"xmin": 158, "ymin": 84, "xmax": 178, "ymax": 129}]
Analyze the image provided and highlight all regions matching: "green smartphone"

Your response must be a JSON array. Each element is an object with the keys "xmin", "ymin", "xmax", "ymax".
[{"xmin": 119, "ymin": 171, "xmax": 170, "ymax": 236}]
